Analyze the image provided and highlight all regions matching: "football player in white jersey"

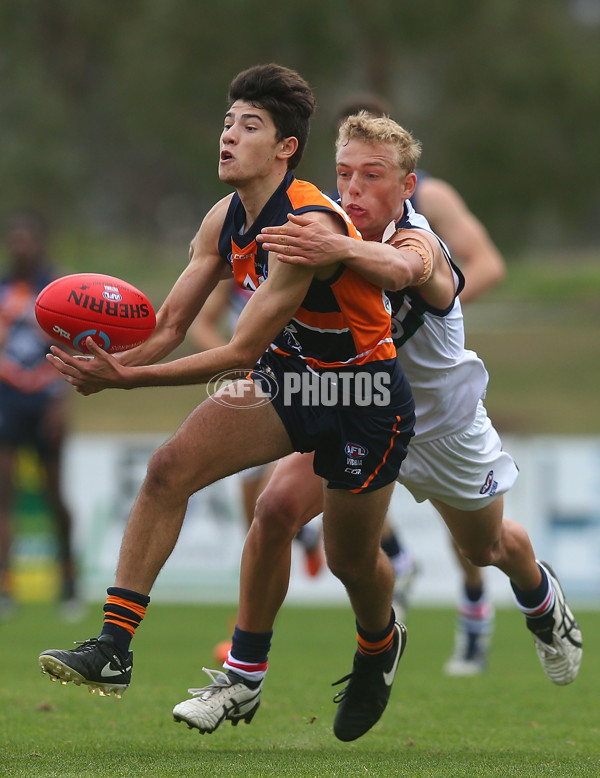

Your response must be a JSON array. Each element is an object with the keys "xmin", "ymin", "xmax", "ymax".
[
  {"xmin": 330, "ymin": 94, "xmax": 506, "ymax": 674},
  {"xmin": 253, "ymin": 111, "xmax": 582, "ymax": 688}
]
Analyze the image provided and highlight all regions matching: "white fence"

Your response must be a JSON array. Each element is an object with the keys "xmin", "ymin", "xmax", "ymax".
[{"xmin": 64, "ymin": 434, "xmax": 600, "ymax": 607}]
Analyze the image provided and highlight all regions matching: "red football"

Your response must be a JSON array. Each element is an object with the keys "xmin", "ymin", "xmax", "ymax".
[{"xmin": 35, "ymin": 273, "xmax": 156, "ymax": 353}]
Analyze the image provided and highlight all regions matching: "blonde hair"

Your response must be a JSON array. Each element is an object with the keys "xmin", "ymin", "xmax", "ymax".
[{"xmin": 336, "ymin": 111, "xmax": 422, "ymax": 174}]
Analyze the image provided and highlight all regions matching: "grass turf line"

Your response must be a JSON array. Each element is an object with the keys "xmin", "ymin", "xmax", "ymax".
[{"xmin": 0, "ymin": 604, "xmax": 598, "ymax": 777}]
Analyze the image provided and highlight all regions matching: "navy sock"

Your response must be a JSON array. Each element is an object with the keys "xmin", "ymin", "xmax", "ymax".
[
  {"xmin": 225, "ymin": 626, "xmax": 273, "ymax": 687},
  {"xmin": 511, "ymin": 564, "xmax": 553, "ymax": 617},
  {"xmin": 356, "ymin": 612, "xmax": 396, "ymax": 659},
  {"xmin": 100, "ymin": 586, "xmax": 150, "ymax": 657},
  {"xmin": 230, "ymin": 626, "xmax": 272, "ymax": 662},
  {"xmin": 465, "ymin": 583, "xmax": 484, "ymax": 602}
]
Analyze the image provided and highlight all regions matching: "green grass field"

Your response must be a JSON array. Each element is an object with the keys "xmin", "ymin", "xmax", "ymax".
[{"xmin": 1, "ymin": 604, "xmax": 598, "ymax": 777}]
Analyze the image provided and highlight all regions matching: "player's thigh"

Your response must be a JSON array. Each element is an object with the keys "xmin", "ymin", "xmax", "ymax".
[
  {"xmin": 255, "ymin": 452, "xmax": 323, "ymax": 530},
  {"xmin": 152, "ymin": 380, "xmax": 294, "ymax": 495},
  {"xmin": 432, "ymin": 495, "xmax": 504, "ymax": 555},
  {"xmin": 322, "ymin": 481, "xmax": 395, "ymax": 565}
]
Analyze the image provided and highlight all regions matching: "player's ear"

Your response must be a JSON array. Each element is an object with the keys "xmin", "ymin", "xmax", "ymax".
[
  {"xmin": 278, "ymin": 136, "xmax": 298, "ymax": 162},
  {"xmin": 402, "ymin": 172, "xmax": 417, "ymax": 200}
]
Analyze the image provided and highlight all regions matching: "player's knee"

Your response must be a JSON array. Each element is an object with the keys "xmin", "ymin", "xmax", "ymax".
[
  {"xmin": 254, "ymin": 488, "xmax": 304, "ymax": 541},
  {"xmin": 144, "ymin": 449, "xmax": 175, "ymax": 494},
  {"xmin": 327, "ymin": 556, "xmax": 353, "ymax": 584},
  {"xmin": 326, "ymin": 548, "xmax": 373, "ymax": 586},
  {"xmin": 460, "ymin": 542, "xmax": 499, "ymax": 568},
  {"xmin": 145, "ymin": 443, "xmax": 194, "ymax": 497}
]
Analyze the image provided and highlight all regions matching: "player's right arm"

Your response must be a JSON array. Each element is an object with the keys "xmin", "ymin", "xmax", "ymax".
[
  {"xmin": 117, "ymin": 196, "xmax": 233, "ymax": 367},
  {"xmin": 259, "ymin": 212, "xmax": 456, "ymax": 309}
]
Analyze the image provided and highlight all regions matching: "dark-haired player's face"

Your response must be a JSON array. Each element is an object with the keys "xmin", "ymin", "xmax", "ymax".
[
  {"xmin": 219, "ymin": 101, "xmax": 282, "ymax": 186},
  {"xmin": 336, "ymin": 140, "xmax": 408, "ymax": 242}
]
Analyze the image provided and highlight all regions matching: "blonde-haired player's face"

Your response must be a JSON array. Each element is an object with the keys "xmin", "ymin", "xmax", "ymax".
[
  {"xmin": 336, "ymin": 140, "xmax": 410, "ymax": 242},
  {"xmin": 219, "ymin": 101, "xmax": 282, "ymax": 187}
]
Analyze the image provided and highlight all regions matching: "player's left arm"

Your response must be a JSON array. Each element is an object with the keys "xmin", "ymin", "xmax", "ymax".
[{"xmin": 417, "ymin": 177, "xmax": 506, "ymax": 303}]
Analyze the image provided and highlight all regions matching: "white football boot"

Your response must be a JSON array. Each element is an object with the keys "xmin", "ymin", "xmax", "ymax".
[
  {"xmin": 173, "ymin": 667, "xmax": 262, "ymax": 733},
  {"xmin": 527, "ymin": 561, "xmax": 582, "ymax": 685}
]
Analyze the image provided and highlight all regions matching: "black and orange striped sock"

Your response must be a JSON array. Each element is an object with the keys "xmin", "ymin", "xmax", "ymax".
[
  {"xmin": 356, "ymin": 611, "xmax": 396, "ymax": 660},
  {"xmin": 100, "ymin": 586, "xmax": 150, "ymax": 656}
]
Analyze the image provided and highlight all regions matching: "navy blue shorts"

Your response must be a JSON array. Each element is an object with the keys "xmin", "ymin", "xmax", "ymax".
[
  {"xmin": 251, "ymin": 351, "xmax": 415, "ymax": 493},
  {"xmin": 0, "ymin": 383, "xmax": 61, "ymax": 458}
]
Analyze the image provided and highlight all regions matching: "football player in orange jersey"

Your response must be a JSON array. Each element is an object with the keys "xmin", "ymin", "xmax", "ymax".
[{"xmin": 38, "ymin": 64, "xmax": 440, "ymax": 742}]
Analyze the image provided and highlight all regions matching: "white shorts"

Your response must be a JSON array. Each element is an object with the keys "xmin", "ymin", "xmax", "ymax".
[{"xmin": 397, "ymin": 400, "xmax": 518, "ymax": 511}]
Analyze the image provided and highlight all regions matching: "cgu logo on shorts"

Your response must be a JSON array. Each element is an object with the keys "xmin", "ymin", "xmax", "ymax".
[
  {"xmin": 345, "ymin": 443, "xmax": 368, "ymax": 458},
  {"xmin": 479, "ymin": 470, "xmax": 498, "ymax": 496}
]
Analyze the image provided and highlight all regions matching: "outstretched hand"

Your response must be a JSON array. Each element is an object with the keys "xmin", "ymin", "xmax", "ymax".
[
  {"xmin": 46, "ymin": 338, "xmax": 132, "ymax": 396},
  {"xmin": 257, "ymin": 212, "xmax": 346, "ymax": 267}
]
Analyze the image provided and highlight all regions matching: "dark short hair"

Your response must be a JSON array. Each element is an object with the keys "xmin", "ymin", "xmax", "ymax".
[{"xmin": 228, "ymin": 63, "xmax": 316, "ymax": 170}]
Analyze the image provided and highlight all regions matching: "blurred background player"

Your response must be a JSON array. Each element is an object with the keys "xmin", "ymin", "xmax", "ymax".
[
  {"xmin": 332, "ymin": 95, "xmax": 506, "ymax": 675},
  {"xmin": 0, "ymin": 210, "xmax": 81, "ymax": 620}
]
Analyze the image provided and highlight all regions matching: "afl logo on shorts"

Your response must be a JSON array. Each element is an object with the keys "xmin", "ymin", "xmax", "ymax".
[{"xmin": 345, "ymin": 443, "xmax": 368, "ymax": 458}]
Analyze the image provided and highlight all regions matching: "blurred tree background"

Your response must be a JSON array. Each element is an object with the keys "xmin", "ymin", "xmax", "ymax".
[
  {"xmin": 0, "ymin": 0, "xmax": 599, "ymax": 436},
  {"xmin": 1, "ymin": 0, "xmax": 599, "ymax": 254}
]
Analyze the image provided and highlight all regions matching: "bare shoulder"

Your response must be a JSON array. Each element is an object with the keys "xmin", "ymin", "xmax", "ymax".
[{"xmin": 417, "ymin": 177, "xmax": 472, "ymax": 225}]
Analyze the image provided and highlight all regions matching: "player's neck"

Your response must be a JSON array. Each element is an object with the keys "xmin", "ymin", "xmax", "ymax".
[{"xmin": 236, "ymin": 169, "xmax": 288, "ymax": 232}]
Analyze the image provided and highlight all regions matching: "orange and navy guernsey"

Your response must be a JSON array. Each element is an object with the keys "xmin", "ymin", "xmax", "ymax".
[
  {"xmin": 218, "ymin": 171, "xmax": 397, "ymax": 369},
  {"xmin": 218, "ymin": 171, "xmax": 415, "ymax": 493}
]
